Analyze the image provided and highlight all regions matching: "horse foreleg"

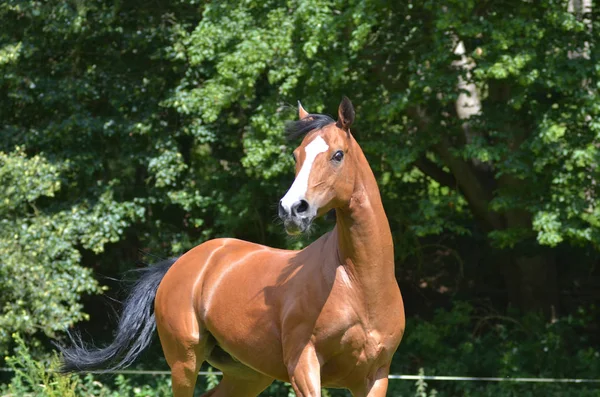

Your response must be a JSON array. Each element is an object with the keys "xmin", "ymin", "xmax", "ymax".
[
  {"xmin": 364, "ymin": 377, "xmax": 388, "ymax": 397},
  {"xmin": 287, "ymin": 344, "xmax": 322, "ymax": 397},
  {"xmin": 351, "ymin": 366, "xmax": 389, "ymax": 397}
]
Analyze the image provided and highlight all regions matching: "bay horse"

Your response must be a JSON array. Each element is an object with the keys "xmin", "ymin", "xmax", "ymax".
[{"xmin": 59, "ymin": 97, "xmax": 405, "ymax": 396}]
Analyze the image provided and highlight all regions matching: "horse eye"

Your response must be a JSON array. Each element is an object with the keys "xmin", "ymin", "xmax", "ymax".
[{"xmin": 332, "ymin": 150, "xmax": 344, "ymax": 162}]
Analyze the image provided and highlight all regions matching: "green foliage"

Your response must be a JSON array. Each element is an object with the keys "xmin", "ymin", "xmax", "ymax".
[
  {"xmin": 388, "ymin": 302, "xmax": 600, "ymax": 396},
  {"xmin": 0, "ymin": 334, "xmax": 332, "ymax": 397},
  {"xmin": 1, "ymin": 334, "xmax": 172, "ymax": 396},
  {"xmin": 415, "ymin": 368, "xmax": 437, "ymax": 397},
  {"xmin": 1, "ymin": 0, "xmax": 600, "ymax": 393},
  {"xmin": 5, "ymin": 313, "xmax": 598, "ymax": 397},
  {"xmin": 0, "ymin": 0, "xmax": 201, "ymax": 352},
  {"xmin": 164, "ymin": 0, "xmax": 600, "ymax": 252},
  {"xmin": 0, "ymin": 148, "xmax": 101, "ymax": 349},
  {"xmin": 204, "ymin": 367, "xmax": 219, "ymax": 391},
  {"xmin": 2, "ymin": 334, "xmax": 79, "ymax": 397}
]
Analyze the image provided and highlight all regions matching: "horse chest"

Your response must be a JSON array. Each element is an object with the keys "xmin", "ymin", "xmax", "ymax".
[
  {"xmin": 316, "ymin": 320, "xmax": 390, "ymax": 387},
  {"xmin": 281, "ymin": 262, "xmax": 403, "ymax": 386},
  {"xmin": 314, "ymin": 301, "xmax": 391, "ymax": 381},
  {"xmin": 314, "ymin": 273, "xmax": 403, "ymax": 385},
  {"xmin": 340, "ymin": 323, "xmax": 383, "ymax": 361}
]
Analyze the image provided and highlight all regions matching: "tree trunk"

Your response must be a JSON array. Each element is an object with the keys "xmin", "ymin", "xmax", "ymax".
[
  {"xmin": 503, "ymin": 251, "xmax": 558, "ymax": 316},
  {"xmin": 410, "ymin": 35, "xmax": 567, "ymax": 315}
]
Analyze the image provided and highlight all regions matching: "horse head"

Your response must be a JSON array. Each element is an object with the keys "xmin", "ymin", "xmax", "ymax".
[{"xmin": 279, "ymin": 97, "xmax": 356, "ymax": 235}]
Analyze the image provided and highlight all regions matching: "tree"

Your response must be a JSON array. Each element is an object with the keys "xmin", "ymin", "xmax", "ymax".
[
  {"xmin": 167, "ymin": 0, "xmax": 599, "ymax": 313},
  {"xmin": 0, "ymin": 0, "xmax": 199, "ymax": 351},
  {"xmin": 1, "ymin": 0, "xmax": 598, "ymax": 353}
]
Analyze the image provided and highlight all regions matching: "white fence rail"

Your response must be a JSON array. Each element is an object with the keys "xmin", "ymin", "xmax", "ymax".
[{"xmin": 2, "ymin": 367, "xmax": 600, "ymax": 383}]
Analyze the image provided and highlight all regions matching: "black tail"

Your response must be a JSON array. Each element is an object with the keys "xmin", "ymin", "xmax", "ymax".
[{"xmin": 56, "ymin": 258, "xmax": 177, "ymax": 373}]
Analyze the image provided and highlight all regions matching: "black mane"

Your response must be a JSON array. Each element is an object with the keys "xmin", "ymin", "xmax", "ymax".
[{"xmin": 285, "ymin": 114, "xmax": 335, "ymax": 140}]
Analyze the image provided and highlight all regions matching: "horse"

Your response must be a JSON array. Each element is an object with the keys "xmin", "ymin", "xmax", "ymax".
[{"xmin": 58, "ymin": 97, "xmax": 405, "ymax": 397}]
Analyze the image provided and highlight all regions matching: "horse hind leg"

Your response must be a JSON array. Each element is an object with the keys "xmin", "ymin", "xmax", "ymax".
[
  {"xmin": 200, "ymin": 372, "xmax": 274, "ymax": 397},
  {"xmin": 171, "ymin": 358, "xmax": 201, "ymax": 397},
  {"xmin": 162, "ymin": 337, "xmax": 205, "ymax": 397},
  {"xmin": 157, "ymin": 323, "xmax": 273, "ymax": 397},
  {"xmin": 200, "ymin": 344, "xmax": 274, "ymax": 396},
  {"xmin": 156, "ymin": 317, "xmax": 207, "ymax": 397}
]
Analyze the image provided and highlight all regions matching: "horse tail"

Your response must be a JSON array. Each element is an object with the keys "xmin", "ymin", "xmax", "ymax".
[{"xmin": 56, "ymin": 257, "xmax": 177, "ymax": 373}]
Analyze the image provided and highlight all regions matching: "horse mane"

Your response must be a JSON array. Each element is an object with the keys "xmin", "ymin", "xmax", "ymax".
[{"xmin": 285, "ymin": 114, "xmax": 334, "ymax": 140}]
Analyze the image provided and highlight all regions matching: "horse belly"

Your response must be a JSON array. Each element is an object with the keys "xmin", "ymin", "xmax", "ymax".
[{"xmin": 204, "ymin": 304, "xmax": 287, "ymax": 379}]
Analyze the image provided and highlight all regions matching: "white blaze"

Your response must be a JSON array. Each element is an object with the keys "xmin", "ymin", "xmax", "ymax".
[{"xmin": 281, "ymin": 135, "xmax": 329, "ymax": 212}]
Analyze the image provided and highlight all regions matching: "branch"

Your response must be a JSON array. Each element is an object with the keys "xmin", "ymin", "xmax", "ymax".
[
  {"xmin": 434, "ymin": 139, "xmax": 504, "ymax": 230},
  {"xmin": 407, "ymin": 106, "xmax": 504, "ymax": 231},
  {"xmin": 414, "ymin": 156, "xmax": 457, "ymax": 189}
]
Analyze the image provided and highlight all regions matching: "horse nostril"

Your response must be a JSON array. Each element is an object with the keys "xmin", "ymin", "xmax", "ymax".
[
  {"xmin": 297, "ymin": 200, "xmax": 309, "ymax": 213},
  {"xmin": 293, "ymin": 200, "xmax": 309, "ymax": 215},
  {"xmin": 278, "ymin": 201, "xmax": 287, "ymax": 217}
]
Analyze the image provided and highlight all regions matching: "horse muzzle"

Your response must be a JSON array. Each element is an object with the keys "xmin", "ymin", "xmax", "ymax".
[{"xmin": 278, "ymin": 199, "xmax": 315, "ymax": 235}]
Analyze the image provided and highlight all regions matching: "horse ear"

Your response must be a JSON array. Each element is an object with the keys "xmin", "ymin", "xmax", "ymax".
[
  {"xmin": 298, "ymin": 101, "xmax": 309, "ymax": 120},
  {"xmin": 336, "ymin": 96, "xmax": 355, "ymax": 132}
]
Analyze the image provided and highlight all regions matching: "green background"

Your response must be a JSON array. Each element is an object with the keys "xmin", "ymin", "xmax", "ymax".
[{"xmin": 1, "ymin": 0, "xmax": 599, "ymax": 395}]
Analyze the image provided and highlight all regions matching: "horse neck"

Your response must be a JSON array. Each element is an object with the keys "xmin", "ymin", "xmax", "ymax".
[{"xmin": 333, "ymin": 143, "xmax": 396, "ymax": 289}]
